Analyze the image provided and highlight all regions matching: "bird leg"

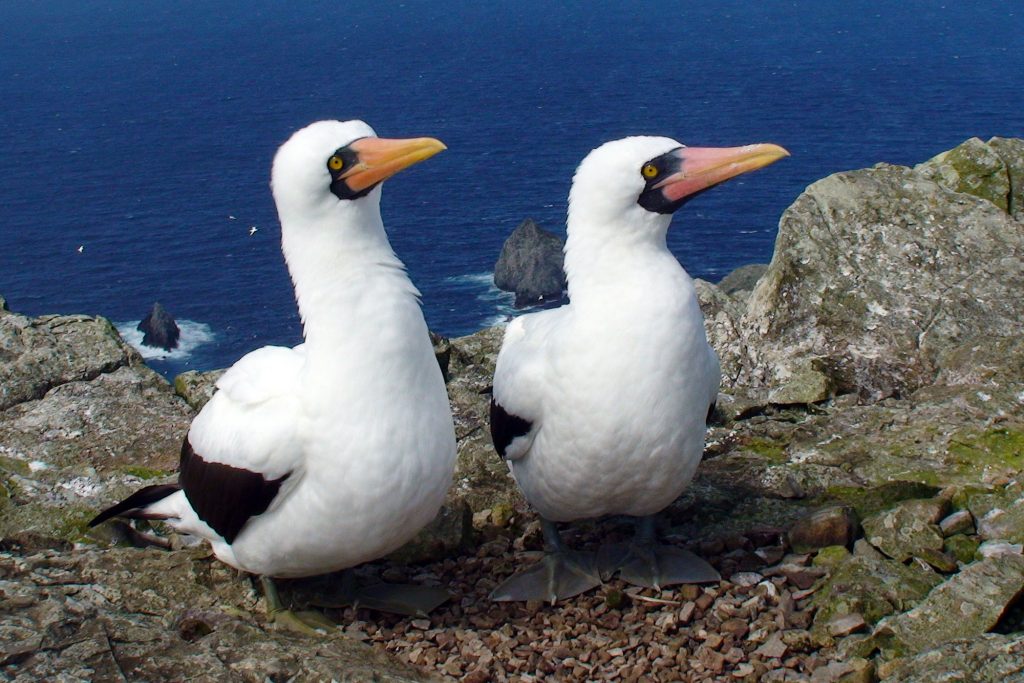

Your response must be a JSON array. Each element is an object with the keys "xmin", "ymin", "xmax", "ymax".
[
  {"xmin": 310, "ymin": 569, "xmax": 450, "ymax": 618},
  {"xmin": 598, "ymin": 515, "xmax": 719, "ymax": 589},
  {"xmin": 260, "ymin": 576, "xmax": 336, "ymax": 635},
  {"xmin": 490, "ymin": 517, "xmax": 602, "ymax": 604}
]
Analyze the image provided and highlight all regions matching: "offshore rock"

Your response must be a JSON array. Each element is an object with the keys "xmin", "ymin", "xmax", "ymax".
[
  {"xmin": 137, "ymin": 302, "xmax": 180, "ymax": 351},
  {"xmin": 493, "ymin": 218, "xmax": 567, "ymax": 307}
]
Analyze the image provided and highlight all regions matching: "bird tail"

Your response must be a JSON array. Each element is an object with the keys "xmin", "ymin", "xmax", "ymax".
[{"xmin": 89, "ymin": 484, "xmax": 181, "ymax": 527}]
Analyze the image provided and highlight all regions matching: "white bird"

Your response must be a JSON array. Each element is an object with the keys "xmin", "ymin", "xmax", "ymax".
[
  {"xmin": 91, "ymin": 120, "xmax": 456, "ymax": 628},
  {"xmin": 490, "ymin": 136, "xmax": 788, "ymax": 602},
  {"xmin": 248, "ymin": 225, "xmax": 258, "ymax": 236}
]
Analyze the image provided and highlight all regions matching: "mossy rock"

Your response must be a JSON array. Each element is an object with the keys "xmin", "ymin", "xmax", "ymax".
[
  {"xmin": 823, "ymin": 481, "xmax": 940, "ymax": 520},
  {"xmin": 811, "ymin": 556, "xmax": 943, "ymax": 635}
]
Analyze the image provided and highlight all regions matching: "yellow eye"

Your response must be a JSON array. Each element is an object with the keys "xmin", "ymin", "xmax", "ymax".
[
  {"xmin": 328, "ymin": 156, "xmax": 344, "ymax": 171},
  {"xmin": 642, "ymin": 164, "xmax": 659, "ymax": 179}
]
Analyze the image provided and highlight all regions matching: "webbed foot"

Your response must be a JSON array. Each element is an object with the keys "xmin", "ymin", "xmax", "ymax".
[
  {"xmin": 490, "ymin": 548, "xmax": 601, "ymax": 603},
  {"xmin": 598, "ymin": 516, "xmax": 719, "ymax": 589}
]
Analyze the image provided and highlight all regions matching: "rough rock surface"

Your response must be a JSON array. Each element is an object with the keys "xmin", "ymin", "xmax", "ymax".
[
  {"xmin": 716, "ymin": 263, "xmax": 768, "ymax": 298},
  {"xmin": 0, "ymin": 544, "xmax": 429, "ymax": 682},
  {"xmin": 4, "ymin": 137, "xmax": 1024, "ymax": 680},
  {"xmin": 137, "ymin": 301, "xmax": 180, "ymax": 351},
  {"xmin": 730, "ymin": 139, "xmax": 1024, "ymax": 401},
  {"xmin": 493, "ymin": 218, "xmax": 567, "ymax": 307}
]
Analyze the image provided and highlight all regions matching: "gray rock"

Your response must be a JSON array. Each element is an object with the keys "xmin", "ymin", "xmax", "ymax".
[
  {"xmin": 739, "ymin": 156, "xmax": 1024, "ymax": 400},
  {"xmin": 0, "ymin": 310, "xmax": 139, "ymax": 411},
  {"xmin": 788, "ymin": 506, "xmax": 859, "ymax": 553},
  {"xmin": 173, "ymin": 368, "xmax": 225, "ymax": 411},
  {"xmin": 716, "ymin": 263, "xmax": 768, "ymax": 298},
  {"xmin": 861, "ymin": 498, "xmax": 948, "ymax": 562},
  {"xmin": 867, "ymin": 554, "xmax": 1024, "ymax": 657},
  {"xmin": 988, "ymin": 136, "xmax": 1024, "ymax": 219},
  {"xmin": 882, "ymin": 633, "xmax": 1024, "ymax": 683},
  {"xmin": 0, "ymin": 546, "xmax": 429, "ymax": 682},
  {"xmin": 811, "ymin": 556, "xmax": 943, "ymax": 633},
  {"xmin": 915, "ymin": 136, "xmax": 1011, "ymax": 212},
  {"xmin": 694, "ymin": 278, "xmax": 747, "ymax": 389},
  {"xmin": 976, "ymin": 490, "xmax": 1024, "ymax": 544},
  {"xmin": 493, "ymin": 218, "xmax": 566, "ymax": 307},
  {"xmin": 939, "ymin": 509, "xmax": 975, "ymax": 537},
  {"xmin": 137, "ymin": 302, "xmax": 180, "ymax": 351}
]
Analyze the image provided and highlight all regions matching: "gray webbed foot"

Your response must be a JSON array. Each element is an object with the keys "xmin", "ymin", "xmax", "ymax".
[
  {"xmin": 490, "ymin": 517, "xmax": 602, "ymax": 604},
  {"xmin": 490, "ymin": 548, "xmax": 601, "ymax": 604},
  {"xmin": 310, "ymin": 570, "xmax": 450, "ymax": 617},
  {"xmin": 599, "ymin": 516, "xmax": 719, "ymax": 590}
]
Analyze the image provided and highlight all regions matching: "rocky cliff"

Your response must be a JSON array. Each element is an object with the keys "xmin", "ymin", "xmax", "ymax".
[{"xmin": 3, "ymin": 137, "xmax": 1024, "ymax": 682}]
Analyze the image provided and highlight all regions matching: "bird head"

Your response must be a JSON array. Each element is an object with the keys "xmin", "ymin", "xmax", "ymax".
[
  {"xmin": 568, "ymin": 136, "xmax": 788, "ymax": 241},
  {"xmin": 271, "ymin": 119, "xmax": 446, "ymax": 221}
]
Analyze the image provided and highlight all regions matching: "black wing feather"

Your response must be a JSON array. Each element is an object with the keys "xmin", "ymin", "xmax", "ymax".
[
  {"xmin": 489, "ymin": 397, "xmax": 533, "ymax": 459},
  {"xmin": 178, "ymin": 438, "xmax": 290, "ymax": 544},
  {"xmin": 88, "ymin": 484, "xmax": 180, "ymax": 527}
]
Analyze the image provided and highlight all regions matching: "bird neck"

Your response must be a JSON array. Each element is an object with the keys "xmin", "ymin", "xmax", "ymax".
[
  {"xmin": 280, "ymin": 200, "xmax": 419, "ymax": 358},
  {"xmin": 563, "ymin": 215, "xmax": 683, "ymax": 307}
]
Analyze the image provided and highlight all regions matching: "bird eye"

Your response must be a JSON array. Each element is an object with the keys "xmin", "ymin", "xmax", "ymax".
[
  {"xmin": 328, "ymin": 156, "xmax": 344, "ymax": 171},
  {"xmin": 642, "ymin": 164, "xmax": 659, "ymax": 179}
]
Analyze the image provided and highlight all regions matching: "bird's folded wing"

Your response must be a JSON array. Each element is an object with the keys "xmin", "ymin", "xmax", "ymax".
[
  {"xmin": 490, "ymin": 312, "xmax": 560, "ymax": 460},
  {"xmin": 180, "ymin": 345, "xmax": 308, "ymax": 542}
]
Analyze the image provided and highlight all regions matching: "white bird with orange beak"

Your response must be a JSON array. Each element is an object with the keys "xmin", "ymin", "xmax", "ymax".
[
  {"xmin": 490, "ymin": 136, "xmax": 788, "ymax": 602},
  {"xmin": 91, "ymin": 120, "xmax": 456, "ymax": 628}
]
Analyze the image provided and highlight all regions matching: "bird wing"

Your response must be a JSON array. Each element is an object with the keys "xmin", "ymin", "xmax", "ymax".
[
  {"xmin": 490, "ymin": 309, "xmax": 563, "ymax": 461},
  {"xmin": 179, "ymin": 344, "xmax": 308, "ymax": 543}
]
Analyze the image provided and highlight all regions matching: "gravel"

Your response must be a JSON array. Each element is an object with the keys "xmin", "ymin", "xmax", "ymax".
[{"xmin": 311, "ymin": 522, "xmax": 847, "ymax": 682}]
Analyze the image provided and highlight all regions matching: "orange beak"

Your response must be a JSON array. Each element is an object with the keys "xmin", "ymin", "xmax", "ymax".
[
  {"xmin": 340, "ymin": 136, "xmax": 447, "ymax": 193},
  {"xmin": 656, "ymin": 143, "xmax": 789, "ymax": 202}
]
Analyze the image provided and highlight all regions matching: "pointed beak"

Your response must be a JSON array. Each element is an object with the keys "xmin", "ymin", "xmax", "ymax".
[
  {"xmin": 656, "ymin": 143, "xmax": 789, "ymax": 203},
  {"xmin": 341, "ymin": 136, "xmax": 447, "ymax": 193}
]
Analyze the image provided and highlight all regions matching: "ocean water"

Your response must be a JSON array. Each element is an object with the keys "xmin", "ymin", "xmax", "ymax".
[{"xmin": 2, "ymin": 1, "xmax": 1021, "ymax": 376}]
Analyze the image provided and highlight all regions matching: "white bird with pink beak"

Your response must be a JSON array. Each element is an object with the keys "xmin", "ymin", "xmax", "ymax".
[{"xmin": 490, "ymin": 136, "xmax": 789, "ymax": 603}]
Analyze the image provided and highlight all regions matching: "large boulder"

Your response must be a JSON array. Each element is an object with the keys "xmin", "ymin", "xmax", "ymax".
[
  {"xmin": 493, "ymin": 218, "xmax": 567, "ymax": 307},
  {"xmin": 738, "ymin": 152, "xmax": 1024, "ymax": 401},
  {"xmin": 137, "ymin": 302, "xmax": 180, "ymax": 351}
]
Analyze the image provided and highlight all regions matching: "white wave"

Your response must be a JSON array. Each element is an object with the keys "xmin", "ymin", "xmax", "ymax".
[
  {"xmin": 444, "ymin": 271, "xmax": 495, "ymax": 287},
  {"xmin": 116, "ymin": 319, "xmax": 215, "ymax": 360}
]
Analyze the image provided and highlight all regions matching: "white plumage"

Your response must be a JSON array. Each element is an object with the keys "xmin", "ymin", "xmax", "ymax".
[
  {"xmin": 494, "ymin": 136, "xmax": 720, "ymax": 521},
  {"xmin": 95, "ymin": 120, "xmax": 456, "ymax": 586},
  {"xmin": 490, "ymin": 135, "xmax": 787, "ymax": 600}
]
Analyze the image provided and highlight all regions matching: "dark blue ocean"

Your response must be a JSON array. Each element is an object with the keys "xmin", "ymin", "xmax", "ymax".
[{"xmin": 2, "ymin": 1, "xmax": 1022, "ymax": 376}]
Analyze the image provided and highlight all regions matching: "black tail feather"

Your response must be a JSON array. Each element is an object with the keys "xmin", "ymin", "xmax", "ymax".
[{"xmin": 89, "ymin": 484, "xmax": 180, "ymax": 527}]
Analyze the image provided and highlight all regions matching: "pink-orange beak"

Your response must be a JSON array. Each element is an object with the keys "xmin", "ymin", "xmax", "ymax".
[
  {"xmin": 340, "ymin": 136, "xmax": 447, "ymax": 193},
  {"xmin": 656, "ymin": 143, "xmax": 789, "ymax": 203}
]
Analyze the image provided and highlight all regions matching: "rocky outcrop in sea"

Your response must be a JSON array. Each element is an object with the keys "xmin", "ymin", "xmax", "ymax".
[
  {"xmin": 2, "ymin": 137, "xmax": 1023, "ymax": 681},
  {"xmin": 493, "ymin": 217, "xmax": 567, "ymax": 307}
]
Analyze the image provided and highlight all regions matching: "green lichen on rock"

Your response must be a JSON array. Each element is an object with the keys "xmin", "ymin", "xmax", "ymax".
[
  {"xmin": 915, "ymin": 137, "xmax": 1010, "ymax": 212},
  {"xmin": 866, "ymin": 554, "xmax": 1024, "ymax": 658},
  {"xmin": 822, "ymin": 482, "xmax": 939, "ymax": 520},
  {"xmin": 860, "ymin": 497, "xmax": 948, "ymax": 562},
  {"xmin": 811, "ymin": 556, "xmax": 943, "ymax": 634},
  {"xmin": 944, "ymin": 534, "xmax": 981, "ymax": 564}
]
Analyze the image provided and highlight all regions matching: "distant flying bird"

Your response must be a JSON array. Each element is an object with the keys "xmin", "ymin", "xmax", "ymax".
[
  {"xmin": 229, "ymin": 215, "xmax": 237, "ymax": 220},
  {"xmin": 248, "ymin": 226, "xmax": 258, "ymax": 236},
  {"xmin": 91, "ymin": 120, "xmax": 456, "ymax": 630},
  {"xmin": 490, "ymin": 136, "xmax": 788, "ymax": 603},
  {"xmin": 77, "ymin": 245, "xmax": 84, "ymax": 253}
]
